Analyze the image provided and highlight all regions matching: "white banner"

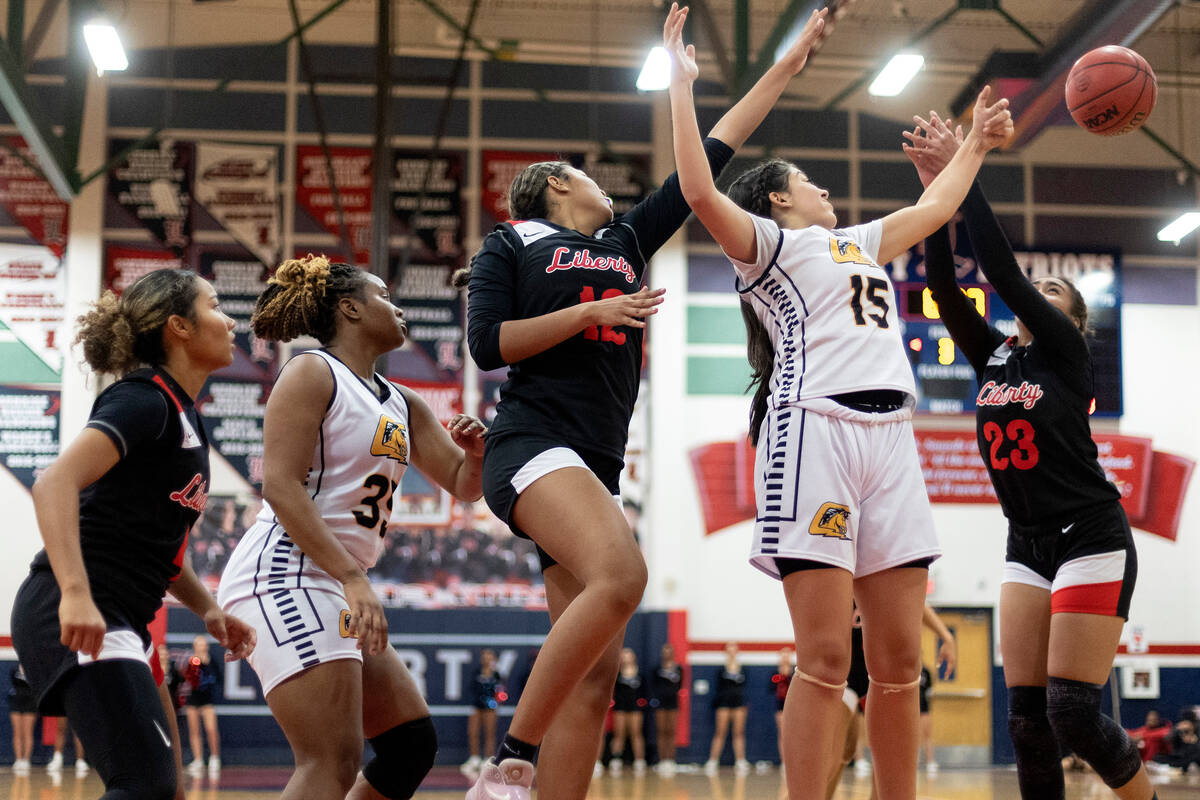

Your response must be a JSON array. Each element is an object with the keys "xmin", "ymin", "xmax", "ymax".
[
  {"xmin": 195, "ymin": 143, "xmax": 280, "ymax": 267},
  {"xmin": 0, "ymin": 243, "xmax": 64, "ymax": 380}
]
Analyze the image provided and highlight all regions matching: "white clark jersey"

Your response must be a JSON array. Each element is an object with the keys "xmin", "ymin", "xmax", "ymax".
[
  {"xmin": 729, "ymin": 214, "xmax": 916, "ymax": 414},
  {"xmin": 218, "ymin": 349, "xmax": 411, "ymax": 602}
]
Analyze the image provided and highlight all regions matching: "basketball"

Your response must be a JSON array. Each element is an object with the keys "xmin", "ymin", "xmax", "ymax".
[{"xmin": 1065, "ymin": 45, "xmax": 1157, "ymax": 135}]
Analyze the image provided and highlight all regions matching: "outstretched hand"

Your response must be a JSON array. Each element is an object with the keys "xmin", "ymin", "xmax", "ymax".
[
  {"xmin": 966, "ymin": 85, "xmax": 1013, "ymax": 151},
  {"xmin": 902, "ymin": 110, "xmax": 963, "ymax": 187},
  {"xmin": 775, "ymin": 7, "xmax": 830, "ymax": 76},
  {"xmin": 663, "ymin": 3, "xmax": 698, "ymax": 85}
]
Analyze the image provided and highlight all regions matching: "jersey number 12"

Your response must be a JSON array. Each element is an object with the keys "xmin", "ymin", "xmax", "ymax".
[{"xmin": 579, "ymin": 286, "xmax": 627, "ymax": 345}]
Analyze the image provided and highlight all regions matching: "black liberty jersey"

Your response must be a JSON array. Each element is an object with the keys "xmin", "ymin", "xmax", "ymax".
[
  {"xmin": 30, "ymin": 367, "xmax": 209, "ymax": 631},
  {"xmin": 466, "ymin": 138, "xmax": 734, "ymax": 458},
  {"xmin": 651, "ymin": 663, "xmax": 682, "ymax": 702},
  {"xmin": 925, "ymin": 184, "xmax": 1119, "ymax": 527}
]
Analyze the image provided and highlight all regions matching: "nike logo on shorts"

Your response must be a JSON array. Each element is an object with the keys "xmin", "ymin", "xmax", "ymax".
[{"xmin": 1061, "ymin": 523, "xmax": 1075, "ymax": 534}]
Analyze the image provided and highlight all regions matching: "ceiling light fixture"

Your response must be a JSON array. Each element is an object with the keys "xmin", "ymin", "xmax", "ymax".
[{"xmin": 868, "ymin": 53, "xmax": 924, "ymax": 96}]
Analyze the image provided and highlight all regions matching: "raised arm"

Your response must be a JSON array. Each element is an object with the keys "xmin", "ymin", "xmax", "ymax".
[
  {"xmin": 665, "ymin": 4, "xmax": 833, "ymax": 262},
  {"xmin": 875, "ymin": 87, "xmax": 1012, "ymax": 264},
  {"xmin": 465, "ymin": 232, "xmax": 665, "ymax": 368}
]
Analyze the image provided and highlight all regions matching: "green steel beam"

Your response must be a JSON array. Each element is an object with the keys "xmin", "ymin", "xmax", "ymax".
[
  {"xmin": 823, "ymin": 3, "xmax": 959, "ymax": 110},
  {"xmin": 992, "ymin": 4, "xmax": 1043, "ymax": 48},
  {"xmin": 60, "ymin": 0, "xmax": 91, "ymax": 176},
  {"xmin": 734, "ymin": 0, "xmax": 750, "ymax": 85},
  {"xmin": 689, "ymin": 0, "xmax": 734, "ymax": 91},
  {"xmin": 738, "ymin": 0, "xmax": 809, "ymax": 95},
  {"xmin": 7, "ymin": 0, "xmax": 23, "ymax": 66},
  {"xmin": 22, "ymin": 0, "xmax": 60, "ymax": 67},
  {"xmin": 0, "ymin": 36, "xmax": 75, "ymax": 198},
  {"xmin": 278, "ymin": 0, "xmax": 353, "ymax": 48}
]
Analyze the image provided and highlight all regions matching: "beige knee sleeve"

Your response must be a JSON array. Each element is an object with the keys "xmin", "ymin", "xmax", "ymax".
[
  {"xmin": 869, "ymin": 674, "xmax": 921, "ymax": 694},
  {"xmin": 793, "ymin": 666, "xmax": 848, "ymax": 693}
]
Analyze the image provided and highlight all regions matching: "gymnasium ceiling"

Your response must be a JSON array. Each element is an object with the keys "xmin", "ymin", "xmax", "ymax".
[{"xmin": 9, "ymin": 0, "xmax": 1200, "ymax": 169}]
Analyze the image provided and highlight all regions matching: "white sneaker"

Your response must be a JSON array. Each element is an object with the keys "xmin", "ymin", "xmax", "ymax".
[
  {"xmin": 465, "ymin": 757, "xmax": 534, "ymax": 800},
  {"xmin": 46, "ymin": 751, "xmax": 63, "ymax": 773},
  {"xmin": 734, "ymin": 759, "xmax": 751, "ymax": 775},
  {"xmin": 187, "ymin": 758, "xmax": 204, "ymax": 777},
  {"xmin": 609, "ymin": 758, "xmax": 623, "ymax": 775},
  {"xmin": 208, "ymin": 756, "xmax": 221, "ymax": 776},
  {"xmin": 854, "ymin": 759, "xmax": 872, "ymax": 776},
  {"xmin": 926, "ymin": 760, "xmax": 939, "ymax": 775},
  {"xmin": 460, "ymin": 755, "xmax": 483, "ymax": 776},
  {"xmin": 75, "ymin": 759, "xmax": 89, "ymax": 777},
  {"xmin": 656, "ymin": 759, "xmax": 676, "ymax": 777},
  {"xmin": 633, "ymin": 759, "xmax": 647, "ymax": 775},
  {"xmin": 13, "ymin": 758, "xmax": 31, "ymax": 774},
  {"xmin": 593, "ymin": 761, "xmax": 603, "ymax": 779},
  {"xmin": 703, "ymin": 759, "xmax": 719, "ymax": 776}
]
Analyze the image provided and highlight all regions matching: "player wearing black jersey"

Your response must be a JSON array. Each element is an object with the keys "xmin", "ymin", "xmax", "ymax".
[
  {"xmin": 909, "ymin": 115, "xmax": 1154, "ymax": 800},
  {"xmin": 705, "ymin": 642, "xmax": 749, "ymax": 775},
  {"xmin": 10, "ymin": 268, "xmax": 256, "ymax": 800},
  {"xmin": 608, "ymin": 648, "xmax": 647, "ymax": 774},
  {"xmin": 650, "ymin": 643, "xmax": 683, "ymax": 774},
  {"xmin": 457, "ymin": 8, "xmax": 849, "ymax": 799}
]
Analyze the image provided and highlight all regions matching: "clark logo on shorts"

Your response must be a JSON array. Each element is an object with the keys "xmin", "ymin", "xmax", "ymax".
[
  {"xmin": 809, "ymin": 502, "xmax": 852, "ymax": 540},
  {"xmin": 828, "ymin": 237, "xmax": 874, "ymax": 267},
  {"xmin": 370, "ymin": 415, "xmax": 408, "ymax": 463},
  {"xmin": 338, "ymin": 609, "xmax": 353, "ymax": 638}
]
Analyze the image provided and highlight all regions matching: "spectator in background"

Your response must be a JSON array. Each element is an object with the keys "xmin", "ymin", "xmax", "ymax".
[
  {"xmin": 8, "ymin": 664, "xmax": 36, "ymax": 773},
  {"xmin": 462, "ymin": 649, "xmax": 504, "ymax": 777},
  {"xmin": 1127, "ymin": 710, "xmax": 1172, "ymax": 763},
  {"xmin": 772, "ymin": 649, "xmax": 795, "ymax": 769},
  {"xmin": 46, "ymin": 719, "xmax": 86, "ymax": 777},
  {"xmin": 651, "ymin": 643, "xmax": 683, "ymax": 776},
  {"xmin": 608, "ymin": 648, "xmax": 647, "ymax": 775},
  {"xmin": 182, "ymin": 635, "xmax": 222, "ymax": 777},
  {"xmin": 705, "ymin": 643, "xmax": 749, "ymax": 776},
  {"xmin": 1151, "ymin": 717, "xmax": 1200, "ymax": 774}
]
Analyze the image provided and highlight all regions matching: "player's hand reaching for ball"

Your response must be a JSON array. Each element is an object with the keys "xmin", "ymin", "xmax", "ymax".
[
  {"xmin": 203, "ymin": 610, "xmax": 257, "ymax": 661},
  {"xmin": 583, "ymin": 286, "xmax": 666, "ymax": 331},
  {"xmin": 903, "ymin": 110, "xmax": 964, "ymax": 188},
  {"xmin": 775, "ymin": 6, "xmax": 830, "ymax": 76},
  {"xmin": 965, "ymin": 86, "xmax": 1013, "ymax": 151},
  {"xmin": 663, "ymin": 3, "xmax": 698, "ymax": 85},
  {"xmin": 342, "ymin": 574, "xmax": 388, "ymax": 656},
  {"xmin": 447, "ymin": 414, "xmax": 487, "ymax": 458},
  {"xmin": 59, "ymin": 587, "xmax": 107, "ymax": 657}
]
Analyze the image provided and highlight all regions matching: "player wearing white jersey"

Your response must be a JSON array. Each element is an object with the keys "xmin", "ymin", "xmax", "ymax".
[
  {"xmin": 664, "ymin": 6, "xmax": 1013, "ymax": 798},
  {"xmin": 217, "ymin": 255, "xmax": 486, "ymax": 800}
]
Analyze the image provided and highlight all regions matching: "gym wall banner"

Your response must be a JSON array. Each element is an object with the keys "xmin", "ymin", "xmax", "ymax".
[
  {"xmin": 392, "ymin": 150, "xmax": 465, "ymax": 265},
  {"xmin": 194, "ymin": 143, "xmax": 281, "ymax": 268},
  {"xmin": 0, "ymin": 136, "xmax": 68, "ymax": 258},
  {"xmin": 107, "ymin": 139, "xmax": 194, "ymax": 252},
  {"xmin": 295, "ymin": 146, "xmax": 373, "ymax": 266}
]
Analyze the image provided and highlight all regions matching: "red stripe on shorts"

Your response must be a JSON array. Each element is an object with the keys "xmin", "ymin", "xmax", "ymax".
[{"xmin": 1051, "ymin": 580, "xmax": 1122, "ymax": 616}]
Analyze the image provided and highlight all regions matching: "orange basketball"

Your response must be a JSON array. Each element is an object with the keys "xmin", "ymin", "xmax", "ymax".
[{"xmin": 1065, "ymin": 45, "xmax": 1157, "ymax": 135}]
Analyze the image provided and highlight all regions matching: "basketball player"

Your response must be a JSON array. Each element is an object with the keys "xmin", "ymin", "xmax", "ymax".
[
  {"xmin": 456, "ymin": 7, "xmax": 859, "ymax": 798},
  {"xmin": 663, "ymin": 5, "xmax": 1012, "ymax": 796},
  {"xmin": 217, "ymin": 255, "xmax": 487, "ymax": 800},
  {"xmin": 907, "ymin": 114, "xmax": 1155, "ymax": 800},
  {"xmin": 10, "ymin": 269, "xmax": 257, "ymax": 800}
]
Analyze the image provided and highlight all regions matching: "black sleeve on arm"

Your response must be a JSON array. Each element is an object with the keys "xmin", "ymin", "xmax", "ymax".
[
  {"xmin": 621, "ymin": 137, "xmax": 735, "ymax": 262},
  {"xmin": 465, "ymin": 231, "xmax": 518, "ymax": 371},
  {"xmin": 85, "ymin": 381, "xmax": 170, "ymax": 458},
  {"xmin": 961, "ymin": 183, "xmax": 1090, "ymax": 370},
  {"xmin": 924, "ymin": 221, "xmax": 1004, "ymax": 374}
]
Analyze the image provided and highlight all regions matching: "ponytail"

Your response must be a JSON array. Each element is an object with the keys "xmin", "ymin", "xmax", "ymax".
[{"xmin": 741, "ymin": 300, "xmax": 776, "ymax": 446}]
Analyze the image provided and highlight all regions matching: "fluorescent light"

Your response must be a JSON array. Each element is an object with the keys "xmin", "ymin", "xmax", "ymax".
[
  {"xmin": 636, "ymin": 47, "xmax": 671, "ymax": 92},
  {"xmin": 1157, "ymin": 212, "xmax": 1200, "ymax": 244},
  {"xmin": 868, "ymin": 53, "xmax": 924, "ymax": 97},
  {"xmin": 82, "ymin": 21, "xmax": 128, "ymax": 76}
]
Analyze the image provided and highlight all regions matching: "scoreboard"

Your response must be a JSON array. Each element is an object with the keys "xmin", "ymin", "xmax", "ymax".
[{"xmin": 884, "ymin": 235, "xmax": 1122, "ymax": 417}]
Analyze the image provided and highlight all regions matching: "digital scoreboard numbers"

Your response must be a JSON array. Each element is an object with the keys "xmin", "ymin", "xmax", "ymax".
[{"xmin": 885, "ymin": 242, "xmax": 1122, "ymax": 417}]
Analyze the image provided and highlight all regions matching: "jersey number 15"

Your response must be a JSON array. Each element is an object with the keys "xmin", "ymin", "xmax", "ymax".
[{"xmin": 849, "ymin": 275, "xmax": 890, "ymax": 328}]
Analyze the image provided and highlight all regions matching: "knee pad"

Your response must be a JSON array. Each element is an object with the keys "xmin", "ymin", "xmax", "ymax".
[
  {"xmin": 1007, "ymin": 685, "xmax": 1065, "ymax": 800},
  {"xmin": 363, "ymin": 716, "xmax": 438, "ymax": 799},
  {"xmin": 868, "ymin": 673, "xmax": 920, "ymax": 694},
  {"xmin": 1046, "ymin": 677, "xmax": 1141, "ymax": 789},
  {"xmin": 793, "ymin": 666, "xmax": 846, "ymax": 693}
]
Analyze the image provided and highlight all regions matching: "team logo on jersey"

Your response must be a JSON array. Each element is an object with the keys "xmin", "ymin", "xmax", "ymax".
[
  {"xmin": 829, "ymin": 237, "xmax": 875, "ymax": 267},
  {"xmin": 169, "ymin": 474, "xmax": 208, "ymax": 512},
  {"xmin": 546, "ymin": 247, "xmax": 636, "ymax": 284},
  {"xmin": 809, "ymin": 502, "xmax": 851, "ymax": 540},
  {"xmin": 338, "ymin": 609, "xmax": 353, "ymax": 638},
  {"xmin": 976, "ymin": 380, "xmax": 1044, "ymax": 410},
  {"xmin": 370, "ymin": 415, "xmax": 409, "ymax": 463}
]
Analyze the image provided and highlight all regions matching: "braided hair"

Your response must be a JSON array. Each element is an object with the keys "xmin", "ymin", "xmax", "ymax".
[
  {"xmin": 75, "ymin": 269, "xmax": 201, "ymax": 375},
  {"xmin": 452, "ymin": 160, "xmax": 572, "ymax": 290},
  {"xmin": 251, "ymin": 254, "xmax": 369, "ymax": 344},
  {"xmin": 726, "ymin": 159, "xmax": 794, "ymax": 444}
]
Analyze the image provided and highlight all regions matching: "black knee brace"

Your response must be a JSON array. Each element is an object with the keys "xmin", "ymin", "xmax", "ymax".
[
  {"xmin": 363, "ymin": 716, "xmax": 438, "ymax": 799},
  {"xmin": 1007, "ymin": 685, "xmax": 1065, "ymax": 800},
  {"xmin": 1046, "ymin": 676, "xmax": 1141, "ymax": 789}
]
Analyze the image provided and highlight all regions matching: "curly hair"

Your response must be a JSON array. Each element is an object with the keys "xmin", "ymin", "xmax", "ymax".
[
  {"xmin": 75, "ymin": 269, "xmax": 201, "ymax": 375},
  {"xmin": 251, "ymin": 254, "xmax": 369, "ymax": 344},
  {"xmin": 726, "ymin": 159, "xmax": 793, "ymax": 219}
]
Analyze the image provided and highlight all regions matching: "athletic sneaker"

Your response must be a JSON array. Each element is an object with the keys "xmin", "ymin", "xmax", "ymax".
[
  {"xmin": 75, "ymin": 759, "xmax": 89, "ymax": 777},
  {"xmin": 461, "ymin": 755, "xmax": 483, "ymax": 776},
  {"xmin": 465, "ymin": 757, "xmax": 534, "ymax": 800},
  {"xmin": 187, "ymin": 758, "xmax": 204, "ymax": 777},
  {"xmin": 609, "ymin": 758, "xmax": 622, "ymax": 775},
  {"xmin": 925, "ymin": 760, "xmax": 939, "ymax": 775},
  {"xmin": 45, "ymin": 751, "xmax": 63, "ymax": 773},
  {"xmin": 703, "ymin": 759, "xmax": 718, "ymax": 776},
  {"xmin": 633, "ymin": 759, "xmax": 647, "ymax": 775},
  {"xmin": 13, "ymin": 758, "xmax": 31, "ymax": 774},
  {"xmin": 656, "ymin": 759, "xmax": 676, "ymax": 777},
  {"xmin": 854, "ymin": 758, "xmax": 872, "ymax": 776},
  {"xmin": 592, "ymin": 761, "xmax": 603, "ymax": 779},
  {"xmin": 734, "ymin": 759, "xmax": 751, "ymax": 775},
  {"xmin": 208, "ymin": 756, "xmax": 221, "ymax": 776}
]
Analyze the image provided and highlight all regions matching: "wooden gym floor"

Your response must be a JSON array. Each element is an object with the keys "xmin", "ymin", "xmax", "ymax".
[{"xmin": 3, "ymin": 764, "xmax": 1198, "ymax": 799}]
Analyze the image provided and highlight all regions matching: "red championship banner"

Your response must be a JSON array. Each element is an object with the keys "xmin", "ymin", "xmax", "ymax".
[
  {"xmin": 295, "ymin": 146, "xmax": 372, "ymax": 265},
  {"xmin": 481, "ymin": 150, "xmax": 559, "ymax": 229},
  {"xmin": 0, "ymin": 137, "xmax": 68, "ymax": 258}
]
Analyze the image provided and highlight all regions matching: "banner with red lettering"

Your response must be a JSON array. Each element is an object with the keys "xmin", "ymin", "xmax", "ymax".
[
  {"xmin": 104, "ymin": 245, "xmax": 182, "ymax": 293},
  {"xmin": 194, "ymin": 143, "xmax": 280, "ymax": 267},
  {"xmin": 0, "ymin": 137, "xmax": 68, "ymax": 258},
  {"xmin": 392, "ymin": 150, "xmax": 464, "ymax": 265},
  {"xmin": 107, "ymin": 139, "xmax": 194, "ymax": 251},
  {"xmin": 0, "ymin": 243, "xmax": 65, "ymax": 380},
  {"xmin": 295, "ymin": 146, "xmax": 372, "ymax": 265}
]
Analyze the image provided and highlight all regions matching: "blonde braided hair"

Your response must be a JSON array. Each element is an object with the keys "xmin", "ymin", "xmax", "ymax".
[{"xmin": 251, "ymin": 254, "xmax": 367, "ymax": 344}]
